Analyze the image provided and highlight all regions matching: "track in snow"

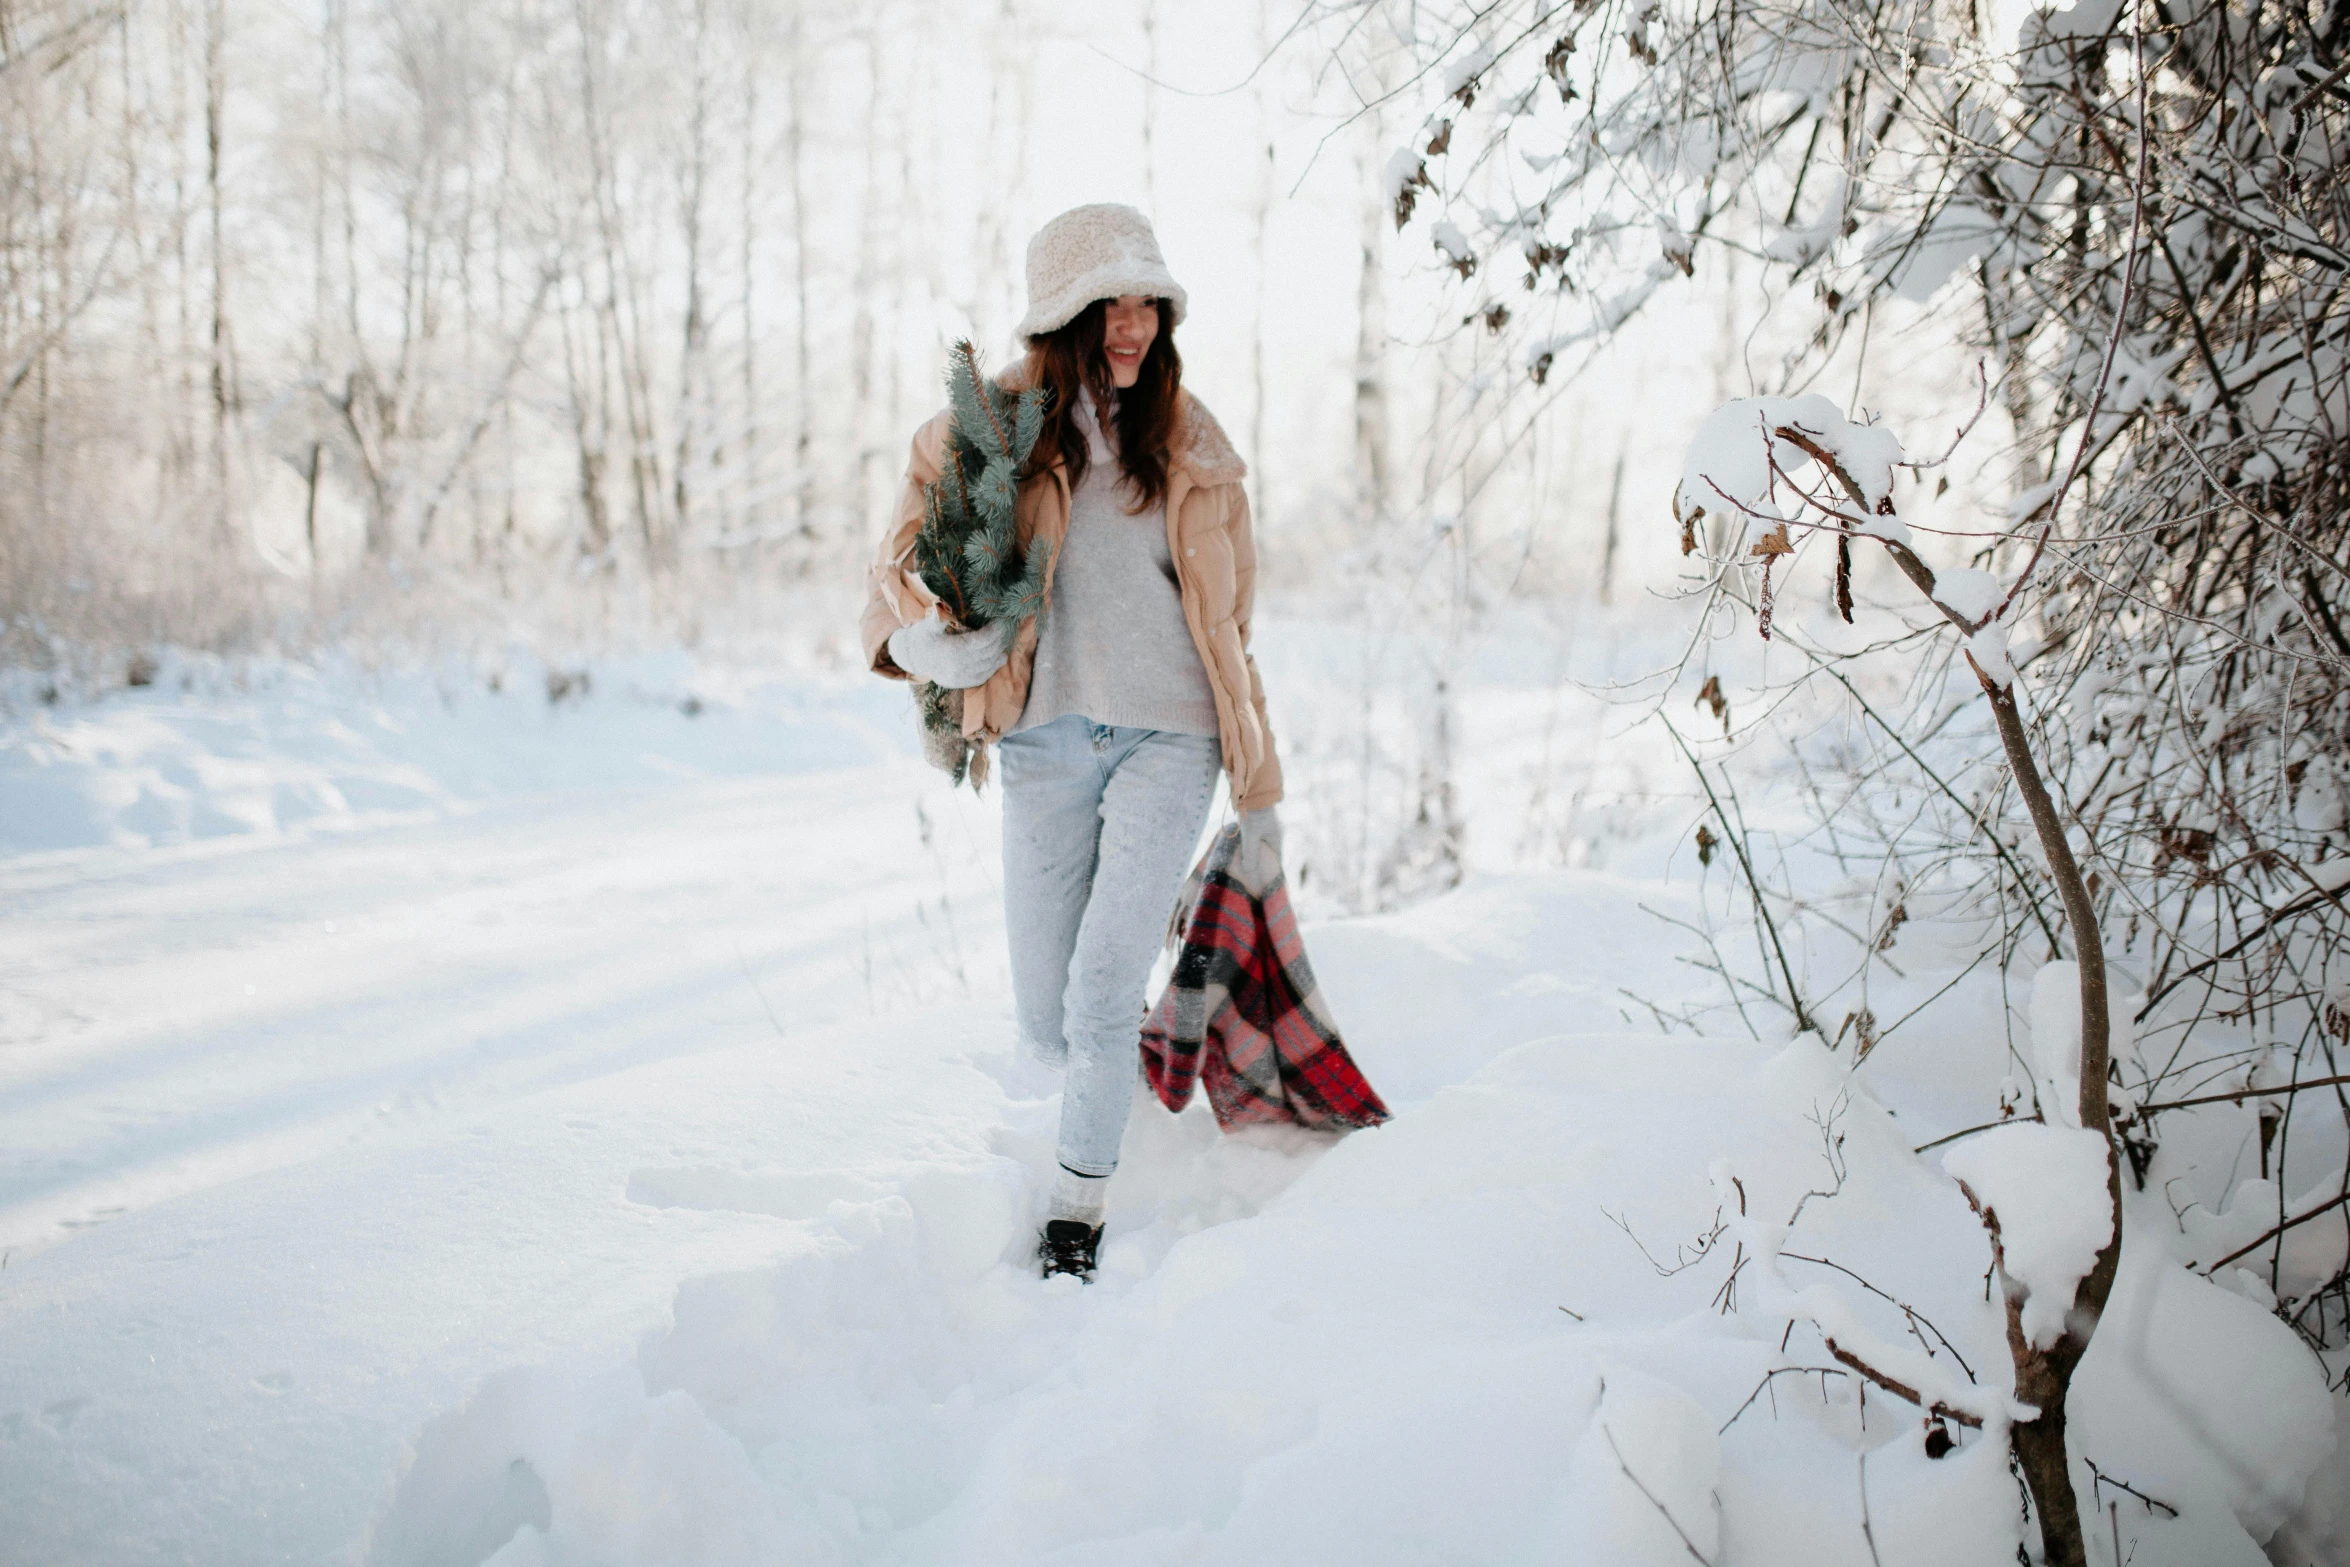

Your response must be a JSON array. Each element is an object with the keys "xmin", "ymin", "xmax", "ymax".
[{"xmin": 0, "ymin": 764, "xmax": 1001, "ymax": 1261}]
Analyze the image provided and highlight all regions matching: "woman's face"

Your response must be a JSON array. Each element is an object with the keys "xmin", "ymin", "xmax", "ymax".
[{"xmin": 1100, "ymin": 295, "xmax": 1159, "ymax": 390}]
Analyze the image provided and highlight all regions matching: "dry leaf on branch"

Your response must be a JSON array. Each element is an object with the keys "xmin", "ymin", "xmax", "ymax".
[{"xmin": 1694, "ymin": 674, "xmax": 1729, "ymax": 732}]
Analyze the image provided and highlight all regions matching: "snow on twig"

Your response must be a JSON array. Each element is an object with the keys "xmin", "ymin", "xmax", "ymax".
[
  {"xmin": 1704, "ymin": 1155, "xmax": 2008, "ymax": 1430},
  {"xmin": 1945, "ymin": 1125, "xmax": 2115, "ymax": 1351}
]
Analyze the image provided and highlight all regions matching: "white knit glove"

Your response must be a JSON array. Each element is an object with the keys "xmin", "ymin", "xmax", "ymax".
[
  {"xmin": 887, "ymin": 615, "xmax": 1015, "ymax": 690},
  {"xmin": 1238, "ymin": 805, "xmax": 1283, "ymax": 885}
]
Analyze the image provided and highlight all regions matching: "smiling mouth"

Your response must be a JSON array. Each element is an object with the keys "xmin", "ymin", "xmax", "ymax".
[{"xmin": 1107, "ymin": 346, "xmax": 1141, "ymax": 361}]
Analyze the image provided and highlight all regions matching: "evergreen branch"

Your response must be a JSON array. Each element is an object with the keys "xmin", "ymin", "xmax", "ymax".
[
  {"xmin": 917, "ymin": 484, "xmax": 972, "ymax": 623},
  {"xmin": 963, "ymin": 524, "xmax": 1012, "ymax": 577},
  {"xmin": 1013, "ymin": 386, "xmax": 1047, "ymax": 461},
  {"xmin": 950, "ymin": 339, "xmax": 1015, "ymax": 463},
  {"xmin": 969, "ymin": 350, "xmax": 1013, "ymax": 457}
]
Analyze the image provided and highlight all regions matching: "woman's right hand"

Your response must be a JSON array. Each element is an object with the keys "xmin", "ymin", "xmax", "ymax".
[{"xmin": 886, "ymin": 614, "xmax": 1016, "ymax": 689}]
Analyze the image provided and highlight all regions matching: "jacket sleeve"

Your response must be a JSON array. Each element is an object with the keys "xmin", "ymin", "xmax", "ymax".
[
  {"xmin": 1226, "ymin": 484, "xmax": 1285, "ymax": 811},
  {"xmin": 859, "ymin": 411, "xmax": 954, "ymax": 678}
]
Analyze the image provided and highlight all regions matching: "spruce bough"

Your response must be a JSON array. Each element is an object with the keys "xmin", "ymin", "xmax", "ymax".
[{"xmin": 910, "ymin": 341, "xmax": 1048, "ymax": 786}]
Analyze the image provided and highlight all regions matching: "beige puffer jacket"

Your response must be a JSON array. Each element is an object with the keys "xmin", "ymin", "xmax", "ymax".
[{"xmin": 860, "ymin": 383, "xmax": 1283, "ymax": 811}]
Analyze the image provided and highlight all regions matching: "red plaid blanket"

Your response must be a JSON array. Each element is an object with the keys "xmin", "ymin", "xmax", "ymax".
[{"xmin": 1140, "ymin": 824, "xmax": 1391, "ymax": 1132}]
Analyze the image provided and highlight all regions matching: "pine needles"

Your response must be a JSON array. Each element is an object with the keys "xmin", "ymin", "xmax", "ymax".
[{"xmin": 909, "ymin": 341, "xmax": 1049, "ymax": 786}]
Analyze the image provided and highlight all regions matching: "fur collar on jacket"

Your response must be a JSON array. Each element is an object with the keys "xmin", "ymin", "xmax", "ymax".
[{"xmin": 1170, "ymin": 391, "xmax": 1246, "ymax": 488}]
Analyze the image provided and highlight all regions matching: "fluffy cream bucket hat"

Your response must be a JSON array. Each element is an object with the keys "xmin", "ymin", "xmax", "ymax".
[{"xmin": 1014, "ymin": 204, "xmax": 1188, "ymax": 340}]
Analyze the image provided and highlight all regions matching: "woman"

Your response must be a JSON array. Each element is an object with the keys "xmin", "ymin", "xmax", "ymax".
[{"xmin": 859, "ymin": 203, "xmax": 1284, "ymax": 1280}]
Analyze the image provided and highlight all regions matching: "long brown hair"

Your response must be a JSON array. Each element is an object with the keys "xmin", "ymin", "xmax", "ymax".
[{"xmin": 1022, "ymin": 297, "xmax": 1183, "ymax": 511}]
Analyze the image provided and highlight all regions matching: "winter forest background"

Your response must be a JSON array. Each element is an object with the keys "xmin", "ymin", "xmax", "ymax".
[
  {"xmin": 4, "ymin": 0, "xmax": 2349, "ymax": 1563},
  {"xmin": 3, "ymin": 0, "xmax": 1662, "ymax": 649}
]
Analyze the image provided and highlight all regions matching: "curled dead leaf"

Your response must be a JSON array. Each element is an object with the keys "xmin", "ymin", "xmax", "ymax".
[
  {"xmin": 1695, "ymin": 674, "xmax": 1728, "ymax": 732},
  {"xmin": 1836, "ymin": 1007, "xmax": 1882, "ymax": 1062}
]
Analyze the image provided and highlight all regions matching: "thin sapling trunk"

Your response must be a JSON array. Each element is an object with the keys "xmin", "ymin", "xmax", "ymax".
[{"xmin": 1677, "ymin": 405, "xmax": 2123, "ymax": 1567}]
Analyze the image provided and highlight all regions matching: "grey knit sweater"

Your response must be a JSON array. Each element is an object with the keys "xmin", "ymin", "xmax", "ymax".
[{"xmin": 1011, "ymin": 399, "xmax": 1218, "ymax": 738}]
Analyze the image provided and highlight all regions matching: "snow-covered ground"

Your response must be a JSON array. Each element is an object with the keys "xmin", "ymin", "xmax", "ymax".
[{"xmin": 0, "ymin": 624, "xmax": 2337, "ymax": 1565}]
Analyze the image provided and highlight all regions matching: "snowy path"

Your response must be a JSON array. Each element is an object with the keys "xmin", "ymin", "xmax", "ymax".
[
  {"xmin": 0, "ymin": 739, "xmax": 1028, "ymax": 1563},
  {"xmin": 0, "ymin": 710, "xmax": 1698, "ymax": 1566},
  {"xmin": 0, "ymin": 663, "xmax": 2331, "ymax": 1566},
  {"xmin": 1, "ymin": 764, "xmax": 1001, "ymax": 1261}
]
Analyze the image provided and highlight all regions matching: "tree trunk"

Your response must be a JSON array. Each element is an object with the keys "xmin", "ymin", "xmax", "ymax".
[
  {"xmin": 561, "ymin": 301, "xmax": 612, "ymax": 561},
  {"xmin": 1353, "ymin": 141, "xmax": 1389, "ymax": 526},
  {"xmin": 304, "ymin": 443, "xmax": 321, "ymax": 563},
  {"xmin": 1979, "ymin": 673, "xmax": 2122, "ymax": 1567},
  {"xmin": 786, "ymin": 4, "xmax": 810, "ymax": 539},
  {"xmin": 120, "ymin": 9, "xmax": 165, "ymax": 522},
  {"xmin": 1789, "ymin": 414, "xmax": 2127, "ymax": 1567},
  {"xmin": 2010, "ymin": 1365, "xmax": 2087, "ymax": 1565},
  {"xmin": 850, "ymin": 25, "xmax": 884, "ymax": 527},
  {"xmin": 1250, "ymin": 5, "xmax": 1273, "ymax": 533},
  {"xmin": 1140, "ymin": 0, "xmax": 1158, "ymax": 211},
  {"xmin": 737, "ymin": 0, "xmax": 759, "ymax": 540},
  {"xmin": 675, "ymin": 0, "xmax": 713, "ymax": 540},
  {"xmin": 1600, "ymin": 448, "xmax": 1624, "ymax": 604},
  {"xmin": 204, "ymin": 0, "xmax": 232, "ymax": 550}
]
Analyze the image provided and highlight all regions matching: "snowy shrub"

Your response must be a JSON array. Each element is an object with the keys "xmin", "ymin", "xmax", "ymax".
[{"xmin": 1340, "ymin": 0, "xmax": 2350, "ymax": 1553}]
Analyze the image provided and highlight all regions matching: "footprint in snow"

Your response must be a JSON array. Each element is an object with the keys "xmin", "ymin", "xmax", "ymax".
[{"xmin": 367, "ymin": 1044, "xmax": 1344, "ymax": 1565}]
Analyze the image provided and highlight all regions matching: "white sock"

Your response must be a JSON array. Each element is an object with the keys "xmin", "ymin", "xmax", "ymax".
[{"xmin": 1049, "ymin": 1166, "xmax": 1109, "ymax": 1226}]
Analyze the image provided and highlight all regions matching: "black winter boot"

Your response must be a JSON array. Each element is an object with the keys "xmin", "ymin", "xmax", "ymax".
[{"xmin": 1037, "ymin": 1219, "xmax": 1104, "ymax": 1281}]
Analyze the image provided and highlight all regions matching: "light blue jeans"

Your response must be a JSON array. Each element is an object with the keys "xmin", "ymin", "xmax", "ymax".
[{"xmin": 998, "ymin": 715, "xmax": 1222, "ymax": 1177}]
